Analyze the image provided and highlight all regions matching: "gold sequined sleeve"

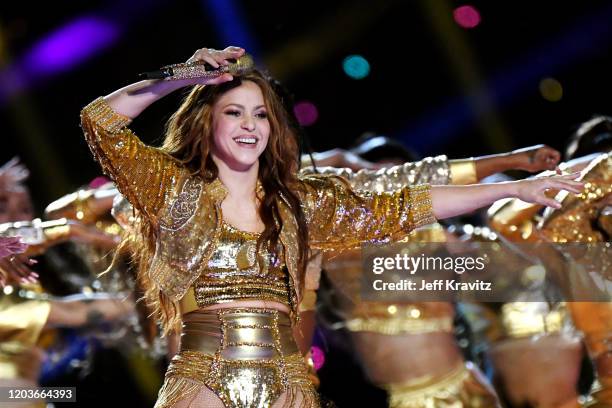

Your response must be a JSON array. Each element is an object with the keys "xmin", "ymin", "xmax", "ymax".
[
  {"xmin": 540, "ymin": 153, "xmax": 612, "ymax": 242},
  {"xmin": 80, "ymin": 97, "xmax": 182, "ymax": 220},
  {"xmin": 299, "ymin": 175, "xmax": 436, "ymax": 251},
  {"xmin": 299, "ymin": 155, "xmax": 450, "ymax": 192}
]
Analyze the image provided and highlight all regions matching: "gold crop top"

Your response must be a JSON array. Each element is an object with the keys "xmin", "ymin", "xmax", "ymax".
[{"xmin": 179, "ymin": 220, "xmax": 291, "ymax": 314}]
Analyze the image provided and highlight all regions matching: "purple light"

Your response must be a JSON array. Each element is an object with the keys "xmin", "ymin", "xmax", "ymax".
[
  {"xmin": 293, "ymin": 101, "xmax": 319, "ymax": 126},
  {"xmin": 310, "ymin": 346, "xmax": 325, "ymax": 371},
  {"xmin": 453, "ymin": 5, "xmax": 481, "ymax": 29},
  {"xmin": 23, "ymin": 17, "xmax": 119, "ymax": 77}
]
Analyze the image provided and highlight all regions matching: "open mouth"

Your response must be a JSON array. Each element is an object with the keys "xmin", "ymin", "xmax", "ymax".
[{"xmin": 233, "ymin": 136, "xmax": 258, "ymax": 145}]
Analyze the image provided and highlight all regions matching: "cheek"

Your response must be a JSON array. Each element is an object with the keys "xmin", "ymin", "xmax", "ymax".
[{"xmin": 211, "ymin": 121, "xmax": 232, "ymax": 151}]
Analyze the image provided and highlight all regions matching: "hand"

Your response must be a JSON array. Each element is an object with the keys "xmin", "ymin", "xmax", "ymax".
[
  {"xmin": 0, "ymin": 236, "xmax": 27, "ymax": 258},
  {"xmin": 512, "ymin": 173, "xmax": 584, "ymax": 208},
  {"xmin": 0, "ymin": 157, "xmax": 29, "ymax": 191},
  {"xmin": 512, "ymin": 144, "xmax": 561, "ymax": 172},
  {"xmin": 0, "ymin": 253, "xmax": 38, "ymax": 287},
  {"xmin": 183, "ymin": 46, "xmax": 246, "ymax": 85}
]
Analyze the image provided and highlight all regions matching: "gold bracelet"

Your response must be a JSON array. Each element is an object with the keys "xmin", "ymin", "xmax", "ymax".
[{"xmin": 449, "ymin": 159, "xmax": 477, "ymax": 185}]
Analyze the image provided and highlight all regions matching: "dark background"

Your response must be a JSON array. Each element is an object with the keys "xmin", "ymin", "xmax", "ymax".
[{"xmin": 1, "ymin": 0, "xmax": 612, "ymax": 211}]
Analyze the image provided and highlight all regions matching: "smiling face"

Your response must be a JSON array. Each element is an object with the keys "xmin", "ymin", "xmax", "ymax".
[{"xmin": 210, "ymin": 80, "xmax": 270, "ymax": 172}]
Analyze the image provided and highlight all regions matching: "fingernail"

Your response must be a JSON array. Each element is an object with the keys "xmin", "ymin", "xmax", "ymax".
[
  {"xmin": 29, "ymin": 259, "xmax": 38, "ymax": 264},
  {"xmin": 31, "ymin": 272, "xmax": 39, "ymax": 278}
]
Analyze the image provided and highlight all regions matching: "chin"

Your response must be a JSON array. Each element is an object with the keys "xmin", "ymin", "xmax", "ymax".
[{"xmin": 228, "ymin": 158, "xmax": 260, "ymax": 171}]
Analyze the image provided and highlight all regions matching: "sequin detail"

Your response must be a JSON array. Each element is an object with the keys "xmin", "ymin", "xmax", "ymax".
[
  {"xmin": 81, "ymin": 98, "xmax": 436, "ymax": 330},
  {"xmin": 191, "ymin": 221, "xmax": 291, "ymax": 310},
  {"xmin": 155, "ymin": 308, "xmax": 318, "ymax": 408},
  {"xmin": 300, "ymin": 155, "xmax": 450, "ymax": 192}
]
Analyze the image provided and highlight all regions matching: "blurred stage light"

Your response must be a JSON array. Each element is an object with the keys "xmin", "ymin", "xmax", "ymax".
[
  {"xmin": 294, "ymin": 101, "xmax": 319, "ymax": 126},
  {"xmin": 539, "ymin": 77, "xmax": 563, "ymax": 101},
  {"xmin": 311, "ymin": 346, "xmax": 325, "ymax": 371},
  {"xmin": 453, "ymin": 5, "xmax": 481, "ymax": 29},
  {"xmin": 342, "ymin": 55, "xmax": 370, "ymax": 79},
  {"xmin": 23, "ymin": 17, "xmax": 119, "ymax": 77}
]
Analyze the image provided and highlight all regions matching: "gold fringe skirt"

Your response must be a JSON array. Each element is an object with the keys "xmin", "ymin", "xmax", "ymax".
[{"xmin": 154, "ymin": 308, "xmax": 319, "ymax": 408}]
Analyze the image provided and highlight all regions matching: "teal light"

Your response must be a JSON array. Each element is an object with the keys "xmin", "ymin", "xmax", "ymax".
[{"xmin": 342, "ymin": 55, "xmax": 370, "ymax": 79}]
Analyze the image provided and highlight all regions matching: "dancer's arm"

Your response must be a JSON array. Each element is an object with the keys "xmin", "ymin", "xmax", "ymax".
[
  {"xmin": 301, "ymin": 173, "xmax": 582, "ymax": 250},
  {"xmin": 431, "ymin": 173, "xmax": 583, "ymax": 219},
  {"xmin": 301, "ymin": 145, "xmax": 560, "ymax": 188}
]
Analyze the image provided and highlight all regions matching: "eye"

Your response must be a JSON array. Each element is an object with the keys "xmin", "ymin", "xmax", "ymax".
[
  {"xmin": 224, "ymin": 110, "xmax": 241, "ymax": 117},
  {"xmin": 255, "ymin": 111, "xmax": 268, "ymax": 119}
]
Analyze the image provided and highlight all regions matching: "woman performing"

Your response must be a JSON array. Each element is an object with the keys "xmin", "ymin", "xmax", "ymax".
[{"xmin": 79, "ymin": 45, "xmax": 583, "ymax": 408}]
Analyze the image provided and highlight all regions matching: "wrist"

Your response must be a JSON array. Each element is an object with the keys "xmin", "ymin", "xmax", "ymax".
[
  {"xmin": 513, "ymin": 151, "xmax": 530, "ymax": 171},
  {"xmin": 507, "ymin": 180, "xmax": 522, "ymax": 198}
]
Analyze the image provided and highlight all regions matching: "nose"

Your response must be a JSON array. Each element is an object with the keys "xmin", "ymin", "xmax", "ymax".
[{"xmin": 241, "ymin": 116, "xmax": 255, "ymax": 132}]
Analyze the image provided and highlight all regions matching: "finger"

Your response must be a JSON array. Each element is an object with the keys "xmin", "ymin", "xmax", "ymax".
[
  {"xmin": 224, "ymin": 46, "xmax": 245, "ymax": 56},
  {"xmin": 548, "ymin": 177, "xmax": 584, "ymax": 187},
  {"xmin": 538, "ymin": 196, "xmax": 562, "ymax": 209},
  {"xmin": 199, "ymin": 54, "xmax": 220, "ymax": 68},
  {"xmin": 556, "ymin": 172, "xmax": 581, "ymax": 180},
  {"xmin": 225, "ymin": 46, "xmax": 244, "ymax": 52},
  {"xmin": 549, "ymin": 180, "xmax": 584, "ymax": 193},
  {"xmin": 210, "ymin": 50, "xmax": 230, "ymax": 66},
  {"xmin": 550, "ymin": 176, "xmax": 584, "ymax": 185},
  {"xmin": 189, "ymin": 50, "xmax": 220, "ymax": 68},
  {"xmin": 200, "ymin": 74, "xmax": 233, "ymax": 85},
  {"xmin": 12, "ymin": 255, "xmax": 34, "ymax": 278},
  {"xmin": 13, "ymin": 261, "xmax": 33, "ymax": 279}
]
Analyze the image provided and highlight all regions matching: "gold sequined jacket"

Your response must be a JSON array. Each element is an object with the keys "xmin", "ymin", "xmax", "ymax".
[{"xmin": 80, "ymin": 97, "xmax": 436, "ymax": 321}]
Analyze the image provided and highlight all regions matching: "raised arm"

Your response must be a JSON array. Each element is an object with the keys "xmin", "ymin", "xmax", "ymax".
[{"xmin": 80, "ymin": 46, "xmax": 244, "ymax": 220}]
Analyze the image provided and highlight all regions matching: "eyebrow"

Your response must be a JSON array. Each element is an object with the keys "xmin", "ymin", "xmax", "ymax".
[{"xmin": 222, "ymin": 103, "xmax": 266, "ymax": 110}]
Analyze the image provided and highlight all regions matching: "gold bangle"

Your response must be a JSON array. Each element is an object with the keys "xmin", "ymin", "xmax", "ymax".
[{"xmin": 449, "ymin": 159, "xmax": 477, "ymax": 185}]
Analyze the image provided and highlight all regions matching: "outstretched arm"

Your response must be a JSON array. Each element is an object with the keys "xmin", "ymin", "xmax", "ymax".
[
  {"xmin": 301, "ymin": 144, "xmax": 561, "ymax": 190},
  {"xmin": 431, "ymin": 173, "xmax": 583, "ymax": 219},
  {"xmin": 469, "ymin": 144, "xmax": 560, "ymax": 181}
]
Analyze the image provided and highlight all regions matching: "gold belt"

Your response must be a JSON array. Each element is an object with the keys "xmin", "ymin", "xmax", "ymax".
[
  {"xmin": 156, "ymin": 308, "xmax": 316, "ymax": 408},
  {"xmin": 180, "ymin": 308, "xmax": 299, "ymax": 359}
]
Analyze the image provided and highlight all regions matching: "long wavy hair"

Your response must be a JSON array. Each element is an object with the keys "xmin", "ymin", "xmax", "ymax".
[{"xmin": 124, "ymin": 70, "xmax": 309, "ymax": 334}]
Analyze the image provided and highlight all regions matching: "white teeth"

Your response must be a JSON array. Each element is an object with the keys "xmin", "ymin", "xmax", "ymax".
[{"xmin": 235, "ymin": 137, "xmax": 257, "ymax": 144}]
